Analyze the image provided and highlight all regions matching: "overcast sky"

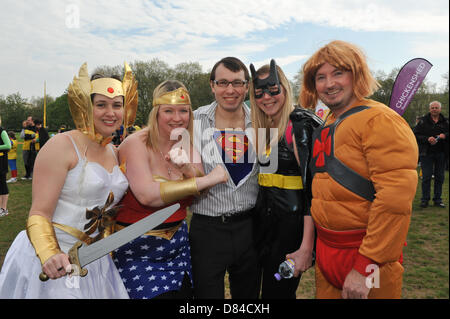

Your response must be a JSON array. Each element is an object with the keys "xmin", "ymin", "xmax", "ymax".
[{"xmin": 0, "ymin": 0, "xmax": 448, "ymax": 100}]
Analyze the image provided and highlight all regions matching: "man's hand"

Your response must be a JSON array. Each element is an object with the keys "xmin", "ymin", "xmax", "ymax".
[
  {"xmin": 428, "ymin": 136, "xmax": 438, "ymax": 145},
  {"xmin": 341, "ymin": 269, "xmax": 370, "ymax": 299}
]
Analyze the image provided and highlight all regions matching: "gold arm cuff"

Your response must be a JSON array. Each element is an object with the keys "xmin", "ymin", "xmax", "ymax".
[
  {"xmin": 26, "ymin": 215, "xmax": 62, "ymax": 265},
  {"xmin": 159, "ymin": 178, "xmax": 200, "ymax": 204}
]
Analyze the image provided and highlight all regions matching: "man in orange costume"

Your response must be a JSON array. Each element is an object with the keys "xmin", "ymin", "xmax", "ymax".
[{"xmin": 299, "ymin": 40, "xmax": 418, "ymax": 299}]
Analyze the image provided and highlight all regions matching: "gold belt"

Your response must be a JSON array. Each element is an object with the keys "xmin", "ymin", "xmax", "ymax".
[
  {"xmin": 114, "ymin": 222, "xmax": 182, "ymax": 241},
  {"xmin": 258, "ymin": 173, "xmax": 303, "ymax": 190},
  {"xmin": 53, "ymin": 223, "xmax": 97, "ymax": 245}
]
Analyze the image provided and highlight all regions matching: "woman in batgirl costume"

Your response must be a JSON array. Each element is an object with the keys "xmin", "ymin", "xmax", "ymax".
[
  {"xmin": 0, "ymin": 62, "xmax": 138, "ymax": 298},
  {"xmin": 113, "ymin": 80, "xmax": 228, "ymax": 299},
  {"xmin": 249, "ymin": 60, "xmax": 322, "ymax": 298}
]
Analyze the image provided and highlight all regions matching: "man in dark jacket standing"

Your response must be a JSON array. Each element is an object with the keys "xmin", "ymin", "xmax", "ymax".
[
  {"xmin": 34, "ymin": 119, "xmax": 50, "ymax": 150},
  {"xmin": 414, "ymin": 101, "xmax": 449, "ymax": 208}
]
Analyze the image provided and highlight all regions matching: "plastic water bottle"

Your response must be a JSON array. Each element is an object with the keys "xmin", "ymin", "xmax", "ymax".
[{"xmin": 274, "ymin": 259, "xmax": 295, "ymax": 281}]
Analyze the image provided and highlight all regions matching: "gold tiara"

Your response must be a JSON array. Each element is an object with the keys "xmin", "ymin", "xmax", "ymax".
[
  {"xmin": 91, "ymin": 78, "xmax": 124, "ymax": 98},
  {"xmin": 153, "ymin": 87, "xmax": 191, "ymax": 107},
  {"xmin": 68, "ymin": 62, "xmax": 138, "ymax": 145}
]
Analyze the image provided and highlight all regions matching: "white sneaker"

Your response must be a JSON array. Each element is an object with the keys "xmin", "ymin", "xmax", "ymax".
[
  {"xmin": 0, "ymin": 209, "xmax": 8, "ymax": 217},
  {"xmin": 6, "ymin": 177, "xmax": 17, "ymax": 183}
]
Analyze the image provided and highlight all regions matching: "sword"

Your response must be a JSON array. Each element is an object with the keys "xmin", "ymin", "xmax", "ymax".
[{"xmin": 39, "ymin": 203, "xmax": 180, "ymax": 281}]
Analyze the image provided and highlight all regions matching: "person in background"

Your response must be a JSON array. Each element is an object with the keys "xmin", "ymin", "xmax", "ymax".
[
  {"xmin": 6, "ymin": 131, "xmax": 18, "ymax": 184},
  {"xmin": 190, "ymin": 57, "xmax": 260, "ymax": 299},
  {"xmin": 413, "ymin": 101, "xmax": 449, "ymax": 208},
  {"xmin": 58, "ymin": 125, "xmax": 67, "ymax": 134},
  {"xmin": 20, "ymin": 118, "xmax": 36, "ymax": 180},
  {"xmin": 0, "ymin": 116, "xmax": 12, "ymax": 216},
  {"xmin": 249, "ymin": 59, "xmax": 321, "ymax": 298},
  {"xmin": 300, "ymin": 40, "xmax": 418, "ymax": 299},
  {"xmin": 34, "ymin": 119, "xmax": 50, "ymax": 152}
]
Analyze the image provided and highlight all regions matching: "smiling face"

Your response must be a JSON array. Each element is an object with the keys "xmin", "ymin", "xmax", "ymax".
[
  {"xmin": 157, "ymin": 103, "xmax": 191, "ymax": 139},
  {"xmin": 254, "ymin": 72, "xmax": 286, "ymax": 121},
  {"xmin": 92, "ymin": 94, "xmax": 124, "ymax": 137},
  {"xmin": 315, "ymin": 62, "xmax": 357, "ymax": 117},
  {"xmin": 429, "ymin": 101, "xmax": 442, "ymax": 117},
  {"xmin": 210, "ymin": 63, "xmax": 248, "ymax": 113}
]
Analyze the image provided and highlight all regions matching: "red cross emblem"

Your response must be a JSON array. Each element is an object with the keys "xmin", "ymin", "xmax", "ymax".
[{"xmin": 312, "ymin": 127, "xmax": 331, "ymax": 167}]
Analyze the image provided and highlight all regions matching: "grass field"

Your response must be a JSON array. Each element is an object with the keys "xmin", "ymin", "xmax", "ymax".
[{"xmin": 1, "ymin": 142, "xmax": 448, "ymax": 299}]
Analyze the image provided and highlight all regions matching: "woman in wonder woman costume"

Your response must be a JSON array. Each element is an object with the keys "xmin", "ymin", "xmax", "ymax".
[{"xmin": 113, "ymin": 80, "xmax": 228, "ymax": 299}]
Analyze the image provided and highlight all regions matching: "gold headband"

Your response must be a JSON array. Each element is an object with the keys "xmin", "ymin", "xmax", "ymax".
[
  {"xmin": 91, "ymin": 78, "xmax": 124, "ymax": 98},
  {"xmin": 153, "ymin": 87, "xmax": 191, "ymax": 107},
  {"xmin": 68, "ymin": 62, "xmax": 138, "ymax": 145}
]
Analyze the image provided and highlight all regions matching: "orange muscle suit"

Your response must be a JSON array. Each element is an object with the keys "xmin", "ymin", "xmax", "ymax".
[{"xmin": 311, "ymin": 99, "xmax": 418, "ymax": 298}]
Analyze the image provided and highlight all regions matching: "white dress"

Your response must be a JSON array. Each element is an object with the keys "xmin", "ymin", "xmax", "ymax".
[{"xmin": 0, "ymin": 136, "xmax": 129, "ymax": 299}]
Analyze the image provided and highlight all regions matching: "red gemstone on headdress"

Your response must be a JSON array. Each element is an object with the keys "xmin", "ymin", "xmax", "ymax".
[
  {"xmin": 107, "ymin": 87, "xmax": 114, "ymax": 93},
  {"xmin": 181, "ymin": 95, "xmax": 185, "ymax": 99}
]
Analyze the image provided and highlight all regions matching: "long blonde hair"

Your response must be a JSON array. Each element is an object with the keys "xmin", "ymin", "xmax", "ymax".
[
  {"xmin": 249, "ymin": 64, "xmax": 294, "ymax": 153},
  {"xmin": 299, "ymin": 40, "xmax": 380, "ymax": 109},
  {"xmin": 146, "ymin": 80, "xmax": 194, "ymax": 152}
]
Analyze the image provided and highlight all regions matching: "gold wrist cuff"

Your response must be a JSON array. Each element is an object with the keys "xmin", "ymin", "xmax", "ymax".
[
  {"xmin": 26, "ymin": 215, "xmax": 61, "ymax": 265},
  {"xmin": 159, "ymin": 178, "xmax": 200, "ymax": 204}
]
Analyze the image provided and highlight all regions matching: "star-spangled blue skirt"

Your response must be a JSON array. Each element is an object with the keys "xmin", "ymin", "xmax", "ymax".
[{"xmin": 113, "ymin": 220, "xmax": 193, "ymax": 299}]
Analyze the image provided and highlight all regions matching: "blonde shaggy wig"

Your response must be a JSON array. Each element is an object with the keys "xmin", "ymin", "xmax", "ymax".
[{"xmin": 299, "ymin": 40, "xmax": 380, "ymax": 109}]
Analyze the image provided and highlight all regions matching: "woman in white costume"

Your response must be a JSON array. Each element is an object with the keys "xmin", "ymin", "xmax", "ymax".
[{"xmin": 0, "ymin": 62, "xmax": 138, "ymax": 298}]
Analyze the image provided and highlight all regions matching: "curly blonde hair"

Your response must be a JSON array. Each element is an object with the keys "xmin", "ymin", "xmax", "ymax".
[{"xmin": 299, "ymin": 40, "xmax": 380, "ymax": 109}]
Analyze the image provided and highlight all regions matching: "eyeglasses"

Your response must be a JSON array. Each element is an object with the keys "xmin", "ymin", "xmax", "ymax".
[{"xmin": 213, "ymin": 79, "xmax": 248, "ymax": 88}]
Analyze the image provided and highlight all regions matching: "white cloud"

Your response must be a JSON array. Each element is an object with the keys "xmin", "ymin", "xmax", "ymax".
[
  {"xmin": 411, "ymin": 39, "xmax": 450, "ymax": 59},
  {"xmin": 0, "ymin": 0, "xmax": 448, "ymax": 98}
]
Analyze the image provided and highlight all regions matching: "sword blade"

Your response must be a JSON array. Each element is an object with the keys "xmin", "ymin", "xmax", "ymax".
[{"xmin": 77, "ymin": 203, "xmax": 180, "ymax": 267}]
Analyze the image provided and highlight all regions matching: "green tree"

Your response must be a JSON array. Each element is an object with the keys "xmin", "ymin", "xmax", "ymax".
[
  {"xmin": 0, "ymin": 93, "xmax": 28, "ymax": 130},
  {"xmin": 45, "ymin": 92, "xmax": 72, "ymax": 131},
  {"xmin": 131, "ymin": 59, "xmax": 171, "ymax": 125},
  {"xmin": 170, "ymin": 62, "xmax": 212, "ymax": 110}
]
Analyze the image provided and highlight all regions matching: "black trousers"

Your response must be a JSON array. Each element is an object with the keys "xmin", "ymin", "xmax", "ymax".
[
  {"xmin": 189, "ymin": 213, "xmax": 260, "ymax": 299},
  {"xmin": 420, "ymin": 152, "xmax": 446, "ymax": 203},
  {"xmin": 256, "ymin": 211, "xmax": 304, "ymax": 299}
]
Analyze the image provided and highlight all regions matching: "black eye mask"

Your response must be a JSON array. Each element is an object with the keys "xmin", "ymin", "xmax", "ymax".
[{"xmin": 250, "ymin": 59, "xmax": 281, "ymax": 99}]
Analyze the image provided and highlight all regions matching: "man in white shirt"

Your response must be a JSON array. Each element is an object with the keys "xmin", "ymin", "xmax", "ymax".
[{"xmin": 190, "ymin": 57, "xmax": 260, "ymax": 299}]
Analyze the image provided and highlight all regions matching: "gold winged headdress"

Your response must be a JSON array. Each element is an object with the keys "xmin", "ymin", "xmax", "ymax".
[{"xmin": 67, "ymin": 62, "xmax": 138, "ymax": 145}]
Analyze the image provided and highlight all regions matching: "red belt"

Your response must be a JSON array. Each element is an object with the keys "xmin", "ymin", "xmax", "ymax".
[
  {"xmin": 315, "ymin": 223, "xmax": 366, "ymax": 248},
  {"xmin": 315, "ymin": 223, "xmax": 404, "ymax": 290},
  {"xmin": 315, "ymin": 223, "xmax": 368, "ymax": 289}
]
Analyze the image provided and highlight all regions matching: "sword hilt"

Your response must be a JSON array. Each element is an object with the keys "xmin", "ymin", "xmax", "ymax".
[
  {"xmin": 38, "ymin": 241, "xmax": 88, "ymax": 281},
  {"xmin": 68, "ymin": 241, "xmax": 88, "ymax": 277},
  {"xmin": 39, "ymin": 272, "xmax": 49, "ymax": 281}
]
